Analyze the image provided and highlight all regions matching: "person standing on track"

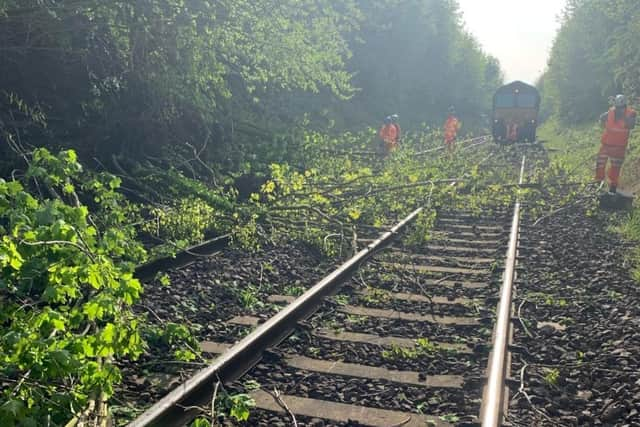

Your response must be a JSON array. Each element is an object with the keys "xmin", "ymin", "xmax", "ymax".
[
  {"xmin": 379, "ymin": 116, "xmax": 398, "ymax": 155},
  {"xmin": 443, "ymin": 106, "xmax": 461, "ymax": 152},
  {"xmin": 596, "ymin": 94, "xmax": 637, "ymax": 194}
]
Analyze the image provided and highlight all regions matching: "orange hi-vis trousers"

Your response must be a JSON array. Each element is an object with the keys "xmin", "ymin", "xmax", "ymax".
[
  {"xmin": 596, "ymin": 144, "xmax": 626, "ymax": 186},
  {"xmin": 444, "ymin": 137, "xmax": 456, "ymax": 152},
  {"xmin": 384, "ymin": 139, "xmax": 398, "ymax": 153}
]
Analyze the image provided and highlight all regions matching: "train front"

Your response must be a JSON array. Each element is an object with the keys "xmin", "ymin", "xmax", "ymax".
[{"xmin": 492, "ymin": 81, "xmax": 540, "ymax": 143}]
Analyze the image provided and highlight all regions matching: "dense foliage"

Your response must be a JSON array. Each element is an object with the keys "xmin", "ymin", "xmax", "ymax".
[
  {"xmin": 0, "ymin": 0, "xmax": 501, "ymax": 171},
  {"xmin": 0, "ymin": 149, "xmax": 146, "ymax": 426},
  {"xmin": 246, "ymin": 132, "xmax": 528, "ymax": 259},
  {"xmin": 538, "ymin": 1, "xmax": 640, "ymax": 303},
  {"xmin": 0, "ymin": 0, "xmax": 359, "ymax": 163},
  {"xmin": 307, "ymin": 0, "xmax": 504, "ymax": 130},
  {"xmin": 540, "ymin": 0, "xmax": 640, "ymax": 121}
]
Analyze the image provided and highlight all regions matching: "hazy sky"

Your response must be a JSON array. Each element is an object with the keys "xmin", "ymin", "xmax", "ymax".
[{"xmin": 457, "ymin": 0, "xmax": 567, "ymax": 84}]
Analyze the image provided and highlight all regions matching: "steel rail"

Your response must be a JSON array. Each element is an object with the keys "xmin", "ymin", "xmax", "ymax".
[
  {"xmin": 480, "ymin": 156, "xmax": 526, "ymax": 427},
  {"xmin": 130, "ymin": 207, "xmax": 425, "ymax": 427},
  {"xmin": 135, "ymin": 234, "xmax": 231, "ymax": 282},
  {"xmin": 460, "ymin": 137, "xmax": 492, "ymax": 152},
  {"xmin": 413, "ymin": 134, "xmax": 491, "ymax": 157}
]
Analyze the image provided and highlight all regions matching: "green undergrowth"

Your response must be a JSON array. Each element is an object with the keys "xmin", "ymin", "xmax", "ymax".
[
  {"xmin": 125, "ymin": 162, "xmax": 237, "ymax": 258},
  {"xmin": 246, "ymin": 129, "xmax": 531, "ymax": 258},
  {"xmin": 0, "ymin": 149, "xmax": 205, "ymax": 426},
  {"xmin": 539, "ymin": 118, "xmax": 640, "ymax": 186},
  {"xmin": 381, "ymin": 338, "xmax": 447, "ymax": 361},
  {"xmin": 0, "ymin": 149, "xmax": 147, "ymax": 426},
  {"xmin": 116, "ymin": 128, "xmax": 542, "ymax": 260},
  {"xmin": 540, "ymin": 118, "xmax": 640, "ymax": 284},
  {"xmin": 1, "ymin": 130, "xmax": 578, "ymax": 425},
  {"xmin": 614, "ymin": 208, "xmax": 640, "ymax": 282},
  {"xmin": 538, "ymin": 119, "xmax": 600, "ymax": 182}
]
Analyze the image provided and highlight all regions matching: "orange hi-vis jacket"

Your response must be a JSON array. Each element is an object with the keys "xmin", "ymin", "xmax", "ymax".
[
  {"xmin": 393, "ymin": 123, "xmax": 401, "ymax": 141},
  {"xmin": 602, "ymin": 107, "xmax": 637, "ymax": 147},
  {"xmin": 443, "ymin": 116, "xmax": 460, "ymax": 143},
  {"xmin": 379, "ymin": 124, "xmax": 398, "ymax": 144}
]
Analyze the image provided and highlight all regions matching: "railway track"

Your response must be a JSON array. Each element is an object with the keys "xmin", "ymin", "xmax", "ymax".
[
  {"xmin": 124, "ymin": 149, "xmax": 537, "ymax": 427},
  {"xmin": 135, "ymin": 235, "xmax": 231, "ymax": 282}
]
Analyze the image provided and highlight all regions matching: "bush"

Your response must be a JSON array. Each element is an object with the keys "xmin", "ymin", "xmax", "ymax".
[{"xmin": 0, "ymin": 149, "xmax": 146, "ymax": 426}]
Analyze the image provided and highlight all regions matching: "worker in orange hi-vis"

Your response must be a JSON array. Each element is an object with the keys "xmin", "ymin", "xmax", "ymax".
[
  {"xmin": 443, "ymin": 106, "xmax": 461, "ymax": 152},
  {"xmin": 596, "ymin": 94, "xmax": 637, "ymax": 194},
  {"xmin": 379, "ymin": 116, "xmax": 398, "ymax": 155}
]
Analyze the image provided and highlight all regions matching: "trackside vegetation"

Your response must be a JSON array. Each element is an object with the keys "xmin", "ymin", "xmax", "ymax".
[
  {"xmin": 540, "ymin": 0, "xmax": 640, "ymax": 123},
  {"xmin": 0, "ymin": 149, "xmax": 146, "ymax": 426},
  {"xmin": 0, "ymin": 130, "xmax": 552, "ymax": 426},
  {"xmin": 539, "ymin": 0, "xmax": 640, "ymax": 281},
  {"xmin": 0, "ymin": 0, "xmax": 501, "ymax": 168}
]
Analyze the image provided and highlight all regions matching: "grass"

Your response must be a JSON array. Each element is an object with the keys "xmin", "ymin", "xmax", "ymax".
[
  {"xmin": 541, "ymin": 117, "xmax": 640, "ymax": 284},
  {"xmin": 613, "ymin": 207, "xmax": 640, "ymax": 282},
  {"xmin": 539, "ymin": 118, "xmax": 640, "ymax": 188},
  {"xmin": 543, "ymin": 368, "xmax": 560, "ymax": 387},
  {"xmin": 538, "ymin": 119, "xmax": 598, "ymax": 181},
  {"xmin": 525, "ymin": 291, "xmax": 569, "ymax": 308},
  {"xmin": 381, "ymin": 338, "xmax": 442, "ymax": 361}
]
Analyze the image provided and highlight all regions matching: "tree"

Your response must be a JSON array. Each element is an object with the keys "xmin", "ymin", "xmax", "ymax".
[
  {"xmin": 0, "ymin": 0, "xmax": 359, "ymax": 156},
  {"xmin": 329, "ymin": 0, "xmax": 503, "ymax": 130},
  {"xmin": 1, "ymin": 0, "xmax": 502, "ymax": 170},
  {"xmin": 542, "ymin": 0, "xmax": 640, "ymax": 122}
]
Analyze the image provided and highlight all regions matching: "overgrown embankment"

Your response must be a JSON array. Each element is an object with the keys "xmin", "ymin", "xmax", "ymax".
[
  {"xmin": 538, "ymin": 117, "xmax": 640, "ymax": 279},
  {"xmin": 537, "ymin": 0, "xmax": 640, "ymax": 296},
  {"xmin": 539, "ymin": 119, "xmax": 640, "ymax": 192}
]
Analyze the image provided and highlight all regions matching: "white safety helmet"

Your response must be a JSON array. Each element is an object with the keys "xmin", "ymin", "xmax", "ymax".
[{"xmin": 614, "ymin": 94, "xmax": 627, "ymax": 108}]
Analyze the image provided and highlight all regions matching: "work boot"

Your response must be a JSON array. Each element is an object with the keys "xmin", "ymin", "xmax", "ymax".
[{"xmin": 608, "ymin": 185, "xmax": 617, "ymax": 194}]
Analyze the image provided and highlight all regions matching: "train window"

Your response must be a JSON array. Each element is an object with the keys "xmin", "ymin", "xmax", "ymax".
[
  {"xmin": 495, "ymin": 93, "xmax": 515, "ymax": 108},
  {"xmin": 517, "ymin": 93, "xmax": 537, "ymax": 108}
]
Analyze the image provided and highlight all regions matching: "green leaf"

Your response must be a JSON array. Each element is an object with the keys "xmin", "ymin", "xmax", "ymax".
[
  {"xmin": 51, "ymin": 316, "xmax": 66, "ymax": 331},
  {"xmin": 0, "ymin": 238, "xmax": 24, "ymax": 270},
  {"xmin": 5, "ymin": 180, "xmax": 23, "ymax": 195},
  {"xmin": 1, "ymin": 399, "xmax": 25, "ymax": 418},
  {"xmin": 108, "ymin": 176, "xmax": 122, "ymax": 190},
  {"xmin": 229, "ymin": 394, "xmax": 255, "ymax": 421},
  {"xmin": 174, "ymin": 349, "xmax": 196, "ymax": 362},
  {"xmin": 63, "ymin": 182, "xmax": 75, "ymax": 194},
  {"xmin": 155, "ymin": 272, "xmax": 171, "ymax": 287},
  {"xmin": 101, "ymin": 323, "xmax": 116, "ymax": 344},
  {"xmin": 84, "ymin": 301, "xmax": 104, "ymax": 320},
  {"xmin": 35, "ymin": 204, "xmax": 59, "ymax": 225},
  {"xmin": 86, "ymin": 264, "xmax": 104, "ymax": 289},
  {"xmin": 50, "ymin": 349, "xmax": 72, "ymax": 367},
  {"xmin": 439, "ymin": 414, "xmax": 460, "ymax": 422},
  {"xmin": 81, "ymin": 338, "xmax": 96, "ymax": 357},
  {"xmin": 191, "ymin": 419, "xmax": 211, "ymax": 427}
]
